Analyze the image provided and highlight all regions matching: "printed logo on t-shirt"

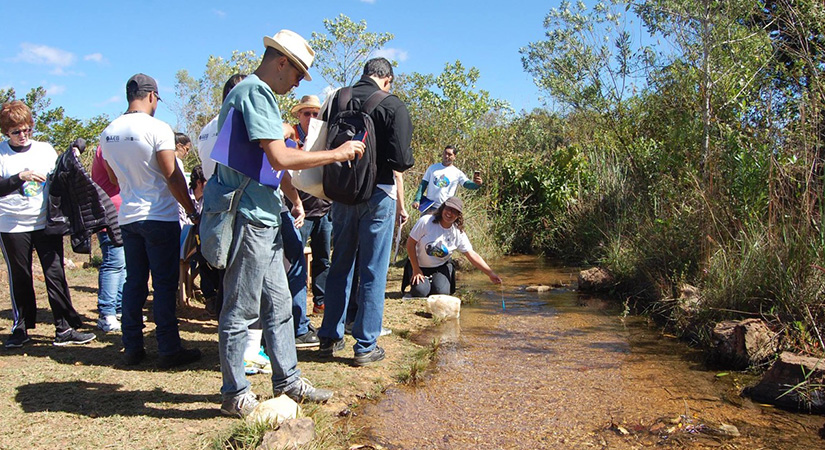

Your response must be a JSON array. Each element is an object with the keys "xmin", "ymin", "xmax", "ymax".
[
  {"xmin": 425, "ymin": 240, "xmax": 450, "ymax": 258},
  {"xmin": 434, "ymin": 174, "xmax": 451, "ymax": 188},
  {"xmin": 105, "ymin": 135, "xmax": 120, "ymax": 142},
  {"xmin": 20, "ymin": 181, "xmax": 43, "ymax": 197}
]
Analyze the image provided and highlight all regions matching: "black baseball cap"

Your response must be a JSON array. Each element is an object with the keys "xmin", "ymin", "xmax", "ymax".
[{"xmin": 126, "ymin": 73, "xmax": 161, "ymax": 101}]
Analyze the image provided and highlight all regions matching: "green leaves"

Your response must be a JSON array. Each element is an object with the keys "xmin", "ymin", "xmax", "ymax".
[{"xmin": 309, "ymin": 14, "xmax": 394, "ymax": 88}]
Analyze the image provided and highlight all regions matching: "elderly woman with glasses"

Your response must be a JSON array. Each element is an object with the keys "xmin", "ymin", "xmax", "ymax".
[
  {"xmin": 405, "ymin": 196, "xmax": 501, "ymax": 297},
  {"xmin": 0, "ymin": 100, "xmax": 96, "ymax": 348}
]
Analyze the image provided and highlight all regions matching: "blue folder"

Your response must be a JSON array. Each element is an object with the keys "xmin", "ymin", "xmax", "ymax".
[{"xmin": 211, "ymin": 107, "xmax": 284, "ymax": 188}]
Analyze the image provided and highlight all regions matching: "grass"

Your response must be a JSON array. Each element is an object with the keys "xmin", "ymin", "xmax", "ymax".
[{"xmin": 0, "ymin": 237, "xmax": 438, "ymax": 450}]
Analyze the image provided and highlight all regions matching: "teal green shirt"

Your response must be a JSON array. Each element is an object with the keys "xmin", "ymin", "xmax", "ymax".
[{"xmin": 216, "ymin": 74, "xmax": 284, "ymax": 227}]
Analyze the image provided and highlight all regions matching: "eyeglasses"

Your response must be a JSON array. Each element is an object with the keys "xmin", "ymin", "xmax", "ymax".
[
  {"xmin": 302, "ymin": 111, "xmax": 319, "ymax": 118},
  {"xmin": 10, "ymin": 127, "xmax": 33, "ymax": 136},
  {"xmin": 153, "ymin": 91, "xmax": 163, "ymax": 102}
]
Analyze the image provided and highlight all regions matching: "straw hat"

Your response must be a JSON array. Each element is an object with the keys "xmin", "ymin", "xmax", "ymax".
[
  {"xmin": 290, "ymin": 95, "xmax": 321, "ymax": 116},
  {"xmin": 263, "ymin": 30, "xmax": 315, "ymax": 81}
]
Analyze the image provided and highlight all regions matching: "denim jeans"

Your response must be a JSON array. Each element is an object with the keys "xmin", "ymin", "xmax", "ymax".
[
  {"xmin": 280, "ymin": 211, "xmax": 309, "ymax": 336},
  {"xmin": 319, "ymin": 188, "xmax": 395, "ymax": 354},
  {"xmin": 298, "ymin": 214, "xmax": 331, "ymax": 306},
  {"xmin": 97, "ymin": 231, "xmax": 125, "ymax": 317},
  {"xmin": 219, "ymin": 214, "xmax": 300, "ymax": 399},
  {"xmin": 120, "ymin": 220, "xmax": 182, "ymax": 356}
]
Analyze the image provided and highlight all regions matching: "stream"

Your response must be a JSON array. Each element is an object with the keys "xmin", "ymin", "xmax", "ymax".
[{"xmin": 356, "ymin": 256, "xmax": 824, "ymax": 449}]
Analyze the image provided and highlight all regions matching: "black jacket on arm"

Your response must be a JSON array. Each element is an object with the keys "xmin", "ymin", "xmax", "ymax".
[
  {"xmin": 46, "ymin": 149, "xmax": 122, "ymax": 252},
  {"xmin": 326, "ymin": 76, "xmax": 414, "ymax": 186}
]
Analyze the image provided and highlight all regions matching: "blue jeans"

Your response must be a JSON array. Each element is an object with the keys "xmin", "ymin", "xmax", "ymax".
[
  {"xmin": 319, "ymin": 188, "xmax": 395, "ymax": 354},
  {"xmin": 298, "ymin": 214, "xmax": 331, "ymax": 306},
  {"xmin": 120, "ymin": 221, "xmax": 182, "ymax": 355},
  {"xmin": 219, "ymin": 214, "xmax": 300, "ymax": 399},
  {"xmin": 281, "ymin": 211, "xmax": 309, "ymax": 336},
  {"xmin": 97, "ymin": 231, "xmax": 125, "ymax": 317}
]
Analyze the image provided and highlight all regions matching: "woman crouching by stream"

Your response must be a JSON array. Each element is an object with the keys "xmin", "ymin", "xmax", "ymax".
[{"xmin": 405, "ymin": 196, "xmax": 501, "ymax": 297}]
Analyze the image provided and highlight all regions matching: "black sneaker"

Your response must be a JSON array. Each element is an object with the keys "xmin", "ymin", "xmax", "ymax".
[
  {"xmin": 4, "ymin": 329, "xmax": 30, "ymax": 349},
  {"xmin": 123, "ymin": 348, "xmax": 147, "ymax": 366},
  {"xmin": 53, "ymin": 329, "xmax": 96, "ymax": 346},
  {"xmin": 353, "ymin": 346, "xmax": 385, "ymax": 366},
  {"xmin": 281, "ymin": 377, "xmax": 333, "ymax": 403},
  {"xmin": 158, "ymin": 347, "xmax": 202, "ymax": 369},
  {"xmin": 318, "ymin": 337, "xmax": 345, "ymax": 358},
  {"xmin": 295, "ymin": 327, "xmax": 320, "ymax": 348}
]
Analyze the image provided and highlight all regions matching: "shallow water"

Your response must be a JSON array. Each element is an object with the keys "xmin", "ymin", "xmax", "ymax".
[{"xmin": 357, "ymin": 256, "xmax": 824, "ymax": 449}]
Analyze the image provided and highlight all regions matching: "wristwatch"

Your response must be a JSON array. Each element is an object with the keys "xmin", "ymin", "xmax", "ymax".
[{"xmin": 187, "ymin": 211, "xmax": 200, "ymax": 221}]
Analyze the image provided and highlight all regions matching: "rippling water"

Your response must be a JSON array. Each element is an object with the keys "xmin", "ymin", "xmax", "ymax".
[{"xmin": 356, "ymin": 256, "xmax": 824, "ymax": 449}]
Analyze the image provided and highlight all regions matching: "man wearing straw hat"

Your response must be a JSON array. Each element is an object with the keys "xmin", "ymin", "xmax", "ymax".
[{"xmin": 207, "ymin": 29, "xmax": 364, "ymax": 417}]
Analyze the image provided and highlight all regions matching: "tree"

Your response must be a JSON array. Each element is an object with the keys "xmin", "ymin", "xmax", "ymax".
[
  {"xmin": 309, "ymin": 14, "xmax": 395, "ymax": 88},
  {"xmin": 394, "ymin": 60, "xmax": 509, "ymax": 160}
]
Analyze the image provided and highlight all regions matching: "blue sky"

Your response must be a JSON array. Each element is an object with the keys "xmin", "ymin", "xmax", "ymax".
[{"xmin": 2, "ymin": 0, "xmax": 558, "ymax": 127}]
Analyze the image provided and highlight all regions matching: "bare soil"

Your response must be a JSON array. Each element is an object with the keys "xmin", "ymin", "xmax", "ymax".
[{"xmin": 0, "ymin": 240, "xmax": 431, "ymax": 449}]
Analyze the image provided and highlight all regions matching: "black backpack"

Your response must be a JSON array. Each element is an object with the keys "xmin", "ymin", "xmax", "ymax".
[{"xmin": 323, "ymin": 87, "xmax": 388, "ymax": 205}]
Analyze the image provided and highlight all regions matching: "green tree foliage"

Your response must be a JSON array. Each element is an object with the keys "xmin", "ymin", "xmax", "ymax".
[
  {"xmin": 309, "ymin": 14, "xmax": 395, "ymax": 88},
  {"xmin": 512, "ymin": 0, "xmax": 825, "ymax": 351},
  {"xmin": 394, "ymin": 60, "xmax": 510, "ymax": 161}
]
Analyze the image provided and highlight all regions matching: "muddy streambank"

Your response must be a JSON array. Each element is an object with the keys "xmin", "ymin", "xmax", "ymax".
[{"xmin": 353, "ymin": 256, "xmax": 824, "ymax": 449}]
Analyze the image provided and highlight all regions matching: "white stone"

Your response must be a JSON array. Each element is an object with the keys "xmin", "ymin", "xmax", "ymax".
[
  {"xmin": 427, "ymin": 295, "xmax": 461, "ymax": 320},
  {"xmin": 246, "ymin": 395, "xmax": 300, "ymax": 426}
]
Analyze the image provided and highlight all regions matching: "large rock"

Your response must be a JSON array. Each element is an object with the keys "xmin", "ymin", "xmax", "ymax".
[
  {"xmin": 426, "ymin": 295, "xmax": 461, "ymax": 320},
  {"xmin": 246, "ymin": 396, "xmax": 300, "ymax": 426},
  {"xmin": 711, "ymin": 319, "xmax": 776, "ymax": 369},
  {"xmin": 260, "ymin": 418, "xmax": 316, "ymax": 450},
  {"xmin": 745, "ymin": 352, "xmax": 825, "ymax": 412},
  {"xmin": 577, "ymin": 267, "xmax": 614, "ymax": 292}
]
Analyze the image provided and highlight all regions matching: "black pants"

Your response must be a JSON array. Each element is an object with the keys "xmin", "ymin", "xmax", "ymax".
[
  {"xmin": 401, "ymin": 259, "xmax": 456, "ymax": 296},
  {"xmin": 0, "ymin": 230, "xmax": 81, "ymax": 333}
]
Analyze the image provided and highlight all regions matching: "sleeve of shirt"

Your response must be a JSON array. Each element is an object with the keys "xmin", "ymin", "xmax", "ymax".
[
  {"xmin": 385, "ymin": 100, "xmax": 414, "ymax": 171},
  {"xmin": 240, "ymin": 85, "xmax": 283, "ymax": 142},
  {"xmin": 422, "ymin": 164, "xmax": 435, "ymax": 184},
  {"xmin": 456, "ymin": 168, "xmax": 470, "ymax": 185},
  {"xmin": 153, "ymin": 122, "xmax": 176, "ymax": 153},
  {"xmin": 409, "ymin": 215, "xmax": 428, "ymax": 241},
  {"xmin": 456, "ymin": 230, "xmax": 474, "ymax": 253}
]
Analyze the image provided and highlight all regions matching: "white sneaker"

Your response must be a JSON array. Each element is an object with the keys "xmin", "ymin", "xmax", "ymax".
[
  {"xmin": 97, "ymin": 315, "xmax": 121, "ymax": 332},
  {"xmin": 243, "ymin": 348, "xmax": 272, "ymax": 375}
]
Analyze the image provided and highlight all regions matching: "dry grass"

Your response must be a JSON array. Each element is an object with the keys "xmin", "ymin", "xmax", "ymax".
[{"xmin": 0, "ymin": 239, "xmax": 434, "ymax": 449}]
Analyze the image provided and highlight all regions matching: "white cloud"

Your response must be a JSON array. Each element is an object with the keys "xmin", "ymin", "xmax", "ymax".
[
  {"xmin": 15, "ymin": 43, "xmax": 76, "ymax": 68},
  {"xmin": 95, "ymin": 95, "xmax": 121, "ymax": 107},
  {"xmin": 84, "ymin": 53, "xmax": 105, "ymax": 63},
  {"xmin": 212, "ymin": 9, "xmax": 226, "ymax": 17},
  {"xmin": 45, "ymin": 84, "xmax": 66, "ymax": 95},
  {"xmin": 373, "ymin": 48, "xmax": 408, "ymax": 62}
]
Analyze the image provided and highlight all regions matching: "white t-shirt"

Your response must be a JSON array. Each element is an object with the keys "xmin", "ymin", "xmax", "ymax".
[
  {"xmin": 421, "ymin": 163, "xmax": 469, "ymax": 208},
  {"xmin": 409, "ymin": 214, "xmax": 472, "ymax": 268},
  {"xmin": 100, "ymin": 112, "xmax": 178, "ymax": 225},
  {"xmin": 197, "ymin": 115, "xmax": 219, "ymax": 180},
  {"xmin": 0, "ymin": 140, "xmax": 57, "ymax": 232}
]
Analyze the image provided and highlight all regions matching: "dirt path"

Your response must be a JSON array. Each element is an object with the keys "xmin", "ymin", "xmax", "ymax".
[{"xmin": 0, "ymin": 246, "xmax": 431, "ymax": 449}]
